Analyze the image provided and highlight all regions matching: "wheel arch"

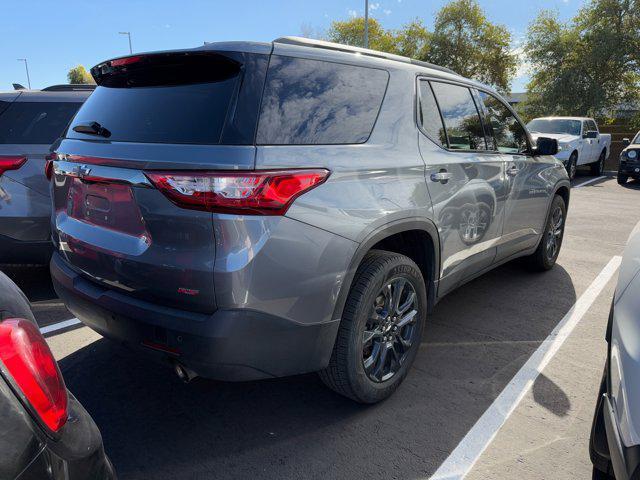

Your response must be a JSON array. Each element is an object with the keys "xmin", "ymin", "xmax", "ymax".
[
  {"xmin": 554, "ymin": 182, "xmax": 571, "ymax": 210},
  {"xmin": 331, "ymin": 218, "xmax": 441, "ymax": 322}
]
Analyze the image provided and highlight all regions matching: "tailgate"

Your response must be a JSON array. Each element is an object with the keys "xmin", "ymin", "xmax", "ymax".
[{"xmin": 51, "ymin": 159, "xmax": 217, "ymax": 313}]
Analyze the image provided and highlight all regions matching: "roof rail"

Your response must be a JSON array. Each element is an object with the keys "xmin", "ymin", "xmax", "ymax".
[
  {"xmin": 273, "ymin": 36, "xmax": 458, "ymax": 76},
  {"xmin": 41, "ymin": 84, "xmax": 97, "ymax": 92}
]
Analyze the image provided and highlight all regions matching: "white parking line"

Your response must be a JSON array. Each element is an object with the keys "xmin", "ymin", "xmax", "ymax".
[
  {"xmin": 574, "ymin": 176, "xmax": 606, "ymax": 188},
  {"xmin": 429, "ymin": 255, "xmax": 622, "ymax": 480},
  {"xmin": 39, "ymin": 318, "xmax": 82, "ymax": 335}
]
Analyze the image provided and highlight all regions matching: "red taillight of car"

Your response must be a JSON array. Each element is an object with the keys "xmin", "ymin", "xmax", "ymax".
[
  {"xmin": 0, "ymin": 318, "xmax": 68, "ymax": 433},
  {"xmin": 110, "ymin": 55, "xmax": 143, "ymax": 67},
  {"xmin": 0, "ymin": 156, "xmax": 27, "ymax": 177},
  {"xmin": 145, "ymin": 169, "xmax": 330, "ymax": 215},
  {"xmin": 44, "ymin": 154, "xmax": 55, "ymax": 180}
]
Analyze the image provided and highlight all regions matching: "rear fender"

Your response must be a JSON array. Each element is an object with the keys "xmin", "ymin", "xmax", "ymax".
[{"xmin": 331, "ymin": 218, "xmax": 441, "ymax": 322}]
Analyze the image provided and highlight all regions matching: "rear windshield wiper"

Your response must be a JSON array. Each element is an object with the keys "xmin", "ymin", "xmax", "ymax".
[{"xmin": 72, "ymin": 121, "xmax": 111, "ymax": 138}]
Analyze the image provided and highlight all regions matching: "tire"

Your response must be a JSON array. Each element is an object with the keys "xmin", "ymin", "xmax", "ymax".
[
  {"xmin": 618, "ymin": 173, "xmax": 628, "ymax": 185},
  {"xmin": 566, "ymin": 152, "xmax": 578, "ymax": 180},
  {"xmin": 319, "ymin": 250, "xmax": 427, "ymax": 403},
  {"xmin": 525, "ymin": 195, "xmax": 567, "ymax": 271},
  {"xmin": 591, "ymin": 150, "xmax": 606, "ymax": 176}
]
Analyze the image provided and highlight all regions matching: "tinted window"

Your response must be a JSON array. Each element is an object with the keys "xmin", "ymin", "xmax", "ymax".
[
  {"xmin": 431, "ymin": 82, "xmax": 486, "ymax": 150},
  {"xmin": 418, "ymin": 81, "xmax": 447, "ymax": 147},
  {"xmin": 67, "ymin": 52, "xmax": 266, "ymax": 145},
  {"xmin": 257, "ymin": 56, "xmax": 389, "ymax": 145},
  {"xmin": 0, "ymin": 102, "xmax": 80, "ymax": 145},
  {"xmin": 68, "ymin": 82, "xmax": 237, "ymax": 144},
  {"xmin": 479, "ymin": 92, "xmax": 529, "ymax": 154},
  {"xmin": 586, "ymin": 120, "xmax": 598, "ymax": 132}
]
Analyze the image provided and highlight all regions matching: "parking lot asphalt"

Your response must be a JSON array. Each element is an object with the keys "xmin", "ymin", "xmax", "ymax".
[{"xmin": 3, "ymin": 172, "xmax": 639, "ymax": 480}]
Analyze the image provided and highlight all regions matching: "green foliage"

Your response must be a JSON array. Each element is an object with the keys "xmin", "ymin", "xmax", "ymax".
[
  {"xmin": 326, "ymin": 17, "xmax": 398, "ymax": 54},
  {"xmin": 524, "ymin": 0, "xmax": 640, "ymax": 119},
  {"xmin": 326, "ymin": 0, "xmax": 516, "ymax": 91},
  {"xmin": 67, "ymin": 65, "xmax": 95, "ymax": 85},
  {"xmin": 428, "ymin": 0, "xmax": 516, "ymax": 92}
]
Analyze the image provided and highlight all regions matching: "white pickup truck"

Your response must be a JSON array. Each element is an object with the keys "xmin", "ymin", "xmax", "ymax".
[{"xmin": 526, "ymin": 117, "xmax": 611, "ymax": 180}]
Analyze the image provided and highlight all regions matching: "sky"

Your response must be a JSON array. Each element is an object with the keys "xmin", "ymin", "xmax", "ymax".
[{"xmin": 2, "ymin": 0, "xmax": 585, "ymax": 93}]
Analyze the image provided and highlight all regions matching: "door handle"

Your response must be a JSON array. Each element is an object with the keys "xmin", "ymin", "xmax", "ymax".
[
  {"xmin": 430, "ymin": 170, "xmax": 453, "ymax": 184},
  {"xmin": 506, "ymin": 166, "xmax": 520, "ymax": 177}
]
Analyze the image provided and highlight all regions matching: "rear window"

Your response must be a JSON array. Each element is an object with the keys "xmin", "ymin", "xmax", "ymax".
[
  {"xmin": 67, "ymin": 52, "xmax": 267, "ymax": 145},
  {"xmin": 257, "ymin": 56, "xmax": 389, "ymax": 145},
  {"xmin": 0, "ymin": 101, "xmax": 80, "ymax": 145}
]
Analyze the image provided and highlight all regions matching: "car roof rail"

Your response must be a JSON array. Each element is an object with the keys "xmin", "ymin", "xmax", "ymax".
[
  {"xmin": 41, "ymin": 84, "xmax": 97, "ymax": 92},
  {"xmin": 273, "ymin": 36, "xmax": 458, "ymax": 76}
]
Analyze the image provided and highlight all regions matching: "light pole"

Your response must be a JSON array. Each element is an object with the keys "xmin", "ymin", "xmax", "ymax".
[
  {"xmin": 364, "ymin": 0, "xmax": 369, "ymax": 49},
  {"xmin": 16, "ymin": 59, "xmax": 31, "ymax": 89},
  {"xmin": 119, "ymin": 31, "xmax": 133, "ymax": 54}
]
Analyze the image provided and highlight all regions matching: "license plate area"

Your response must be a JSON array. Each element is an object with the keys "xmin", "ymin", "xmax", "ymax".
[{"xmin": 66, "ymin": 178, "xmax": 148, "ymax": 238}]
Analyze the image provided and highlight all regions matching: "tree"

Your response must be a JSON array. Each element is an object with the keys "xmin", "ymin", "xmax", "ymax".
[
  {"xmin": 67, "ymin": 65, "xmax": 95, "ymax": 84},
  {"xmin": 393, "ymin": 19, "xmax": 431, "ymax": 59},
  {"xmin": 326, "ymin": 1, "xmax": 516, "ymax": 91},
  {"xmin": 427, "ymin": 0, "xmax": 517, "ymax": 92},
  {"xmin": 524, "ymin": 1, "xmax": 640, "ymax": 119},
  {"xmin": 326, "ymin": 17, "xmax": 398, "ymax": 53}
]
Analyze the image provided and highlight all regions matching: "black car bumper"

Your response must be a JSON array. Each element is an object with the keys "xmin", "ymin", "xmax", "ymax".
[
  {"xmin": 0, "ymin": 233, "xmax": 52, "ymax": 265},
  {"xmin": 602, "ymin": 393, "xmax": 640, "ymax": 480},
  {"xmin": 619, "ymin": 162, "xmax": 640, "ymax": 178},
  {"xmin": 50, "ymin": 252, "xmax": 339, "ymax": 382},
  {"xmin": 16, "ymin": 393, "xmax": 115, "ymax": 480}
]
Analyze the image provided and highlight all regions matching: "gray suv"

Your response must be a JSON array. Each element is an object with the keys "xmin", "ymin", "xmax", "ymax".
[
  {"xmin": 49, "ymin": 37, "xmax": 569, "ymax": 403},
  {"xmin": 0, "ymin": 84, "xmax": 94, "ymax": 264}
]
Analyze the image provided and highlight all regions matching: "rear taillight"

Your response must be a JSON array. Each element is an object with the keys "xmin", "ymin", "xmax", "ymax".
[
  {"xmin": 145, "ymin": 170, "xmax": 330, "ymax": 215},
  {"xmin": 0, "ymin": 156, "xmax": 27, "ymax": 177},
  {"xmin": 44, "ymin": 154, "xmax": 55, "ymax": 180},
  {"xmin": 0, "ymin": 318, "xmax": 68, "ymax": 432}
]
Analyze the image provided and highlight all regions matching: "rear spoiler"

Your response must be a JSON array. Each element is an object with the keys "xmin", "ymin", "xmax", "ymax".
[{"xmin": 41, "ymin": 84, "xmax": 97, "ymax": 92}]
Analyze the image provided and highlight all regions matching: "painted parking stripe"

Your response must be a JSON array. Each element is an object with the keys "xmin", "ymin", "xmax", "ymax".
[
  {"xmin": 574, "ymin": 176, "xmax": 607, "ymax": 188},
  {"xmin": 39, "ymin": 318, "xmax": 82, "ymax": 335},
  {"xmin": 429, "ymin": 255, "xmax": 622, "ymax": 480}
]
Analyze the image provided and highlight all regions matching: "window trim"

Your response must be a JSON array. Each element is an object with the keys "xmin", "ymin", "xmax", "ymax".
[{"xmin": 415, "ymin": 76, "xmax": 502, "ymax": 156}]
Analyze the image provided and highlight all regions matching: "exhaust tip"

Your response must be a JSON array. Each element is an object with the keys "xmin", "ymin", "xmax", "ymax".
[{"xmin": 173, "ymin": 362, "xmax": 197, "ymax": 384}]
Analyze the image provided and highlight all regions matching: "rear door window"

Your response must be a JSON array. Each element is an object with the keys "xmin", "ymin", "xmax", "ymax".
[
  {"xmin": 430, "ymin": 82, "xmax": 487, "ymax": 151},
  {"xmin": 417, "ymin": 80, "xmax": 447, "ymax": 148},
  {"xmin": 257, "ymin": 56, "xmax": 389, "ymax": 145},
  {"xmin": 478, "ymin": 91, "xmax": 529, "ymax": 154},
  {"xmin": 0, "ymin": 102, "xmax": 80, "ymax": 144}
]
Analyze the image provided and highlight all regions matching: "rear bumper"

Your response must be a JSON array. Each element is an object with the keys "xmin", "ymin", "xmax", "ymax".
[
  {"xmin": 0, "ymin": 233, "xmax": 51, "ymax": 264},
  {"xmin": 603, "ymin": 393, "xmax": 640, "ymax": 480},
  {"xmin": 15, "ymin": 393, "xmax": 115, "ymax": 480},
  {"xmin": 51, "ymin": 252, "xmax": 340, "ymax": 381}
]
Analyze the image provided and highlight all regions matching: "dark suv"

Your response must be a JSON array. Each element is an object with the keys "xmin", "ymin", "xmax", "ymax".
[
  {"xmin": 0, "ymin": 84, "xmax": 94, "ymax": 264},
  {"xmin": 49, "ymin": 37, "xmax": 569, "ymax": 403}
]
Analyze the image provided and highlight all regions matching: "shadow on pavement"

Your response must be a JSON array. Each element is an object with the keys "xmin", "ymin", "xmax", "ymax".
[
  {"xmin": 620, "ymin": 178, "xmax": 640, "ymax": 190},
  {"xmin": 59, "ymin": 261, "xmax": 576, "ymax": 480}
]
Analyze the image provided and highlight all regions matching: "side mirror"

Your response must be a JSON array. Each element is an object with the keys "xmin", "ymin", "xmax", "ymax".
[
  {"xmin": 583, "ymin": 130, "xmax": 598, "ymax": 139},
  {"xmin": 533, "ymin": 137, "xmax": 559, "ymax": 156},
  {"xmin": 623, "ymin": 138, "xmax": 631, "ymax": 147}
]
